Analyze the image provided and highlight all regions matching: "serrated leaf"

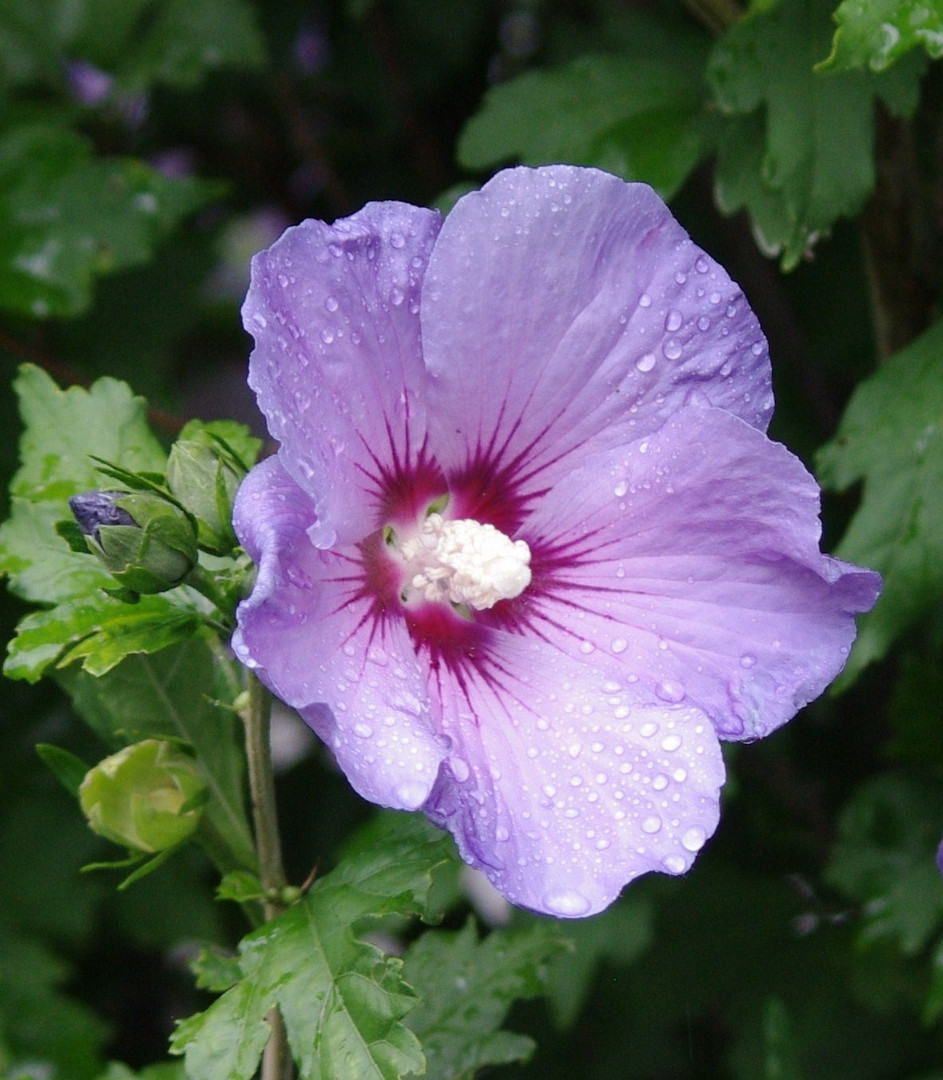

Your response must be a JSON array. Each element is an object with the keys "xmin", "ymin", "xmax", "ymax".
[
  {"xmin": 5, "ymin": 594, "xmax": 202, "ymax": 681},
  {"xmin": 816, "ymin": 320, "xmax": 943, "ymax": 684},
  {"xmin": 821, "ymin": 0, "xmax": 943, "ymax": 72},
  {"xmin": 191, "ymin": 946, "xmax": 244, "ymax": 994},
  {"xmin": 170, "ymin": 814, "xmax": 454, "ymax": 1080},
  {"xmin": 0, "ymin": 365, "xmax": 166, "ymax": 604},
  {"xmin": 402, "ymin": 918, "xmax": 564, "ymax": 1080},
  {"xmin": 0, "ymin": 123, "xmax": 216, "ymax": 317},
  {"xmin": 458, "ymin": 51, "xmax": 712, "ymax": 200},
  {"xmin": 708, "ymin": 0, "xmax": 921, "ymax": 268},
  {"xmin": 825, "ymin": 774, "xmax": 943, "ymax": 954}
]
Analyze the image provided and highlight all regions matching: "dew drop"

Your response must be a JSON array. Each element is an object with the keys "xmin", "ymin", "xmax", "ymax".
[
  {"xmin": 640, "ymin": 721, "xmax": 658, "ymax": 738},
  {"xmin": 652, "ymin": 774, "xmax": 669, "ymax": 791},
  {"xmin": 695, "ymin": 255, "xmax": 710, "ymax": 274},
  {"xmin": 252, "ymin": 312, "xmax": 267, "ymax": 329},
  {"xmin": 681, "ymin": 826, "xmax": 706, "ymax": 852},
  {"xmin": 579, "ymin": 641, "xmax": 595, "ymax": 655},
  {"xmin": 635, "ymin": 352, "xmax": 657, "ymax": 373},
  {"xmin": 613, "ymin": 479, "xmax": 628, "ymax": 497},
  {"xmin": 665, "ymin": 309, "xmax": 683, "ymax": 332},
  {"xmin": 320, "ymin": 328, "xmax": 335, "ymax": 345},
  {"xmin": 390, "ymin": 232, "xmax": 405, "ymax": 249},
  {"xmin": 641, "ymin": 815, "xmax": 662, "ymax": 834},
  {"xmin": 739, "ymin": 653, "xmax": 757, "ymax": 668},
  {"xmin": 567, "ymin": 742, "xmax": 582, "ymax": 759},
  {"xmin": 661, "ymin": 734, "xmax": 682, "ymax": 752},
  {"xmin": 663, "ymin": 339, "xmax": 683, "ymax": 361},
  {"xmin": 395, "ymin": 780, "xmax": 428, "ymax": 806},
  {"xmin": 656, "ymin": 681, "xmax": 686, "ymax": 703},
  {"xmin": 674, "ymin": 270, "xmax": 687, "ymax": 285},
  {"xmin": 389, "ymin": 286, "xmax": 405, "ymax": 306},
  {"xmin": 697, "ymin": 315, "xmax": 711, "ymax": 332},
  {"xmin": 353, "ymin": 722, "xmax": 373, "ymax": 739},
  {"xmin": 663, "ymin": 855, "xmax": 687, "ymax": 874},
  {"xmin": 611, "ymin": 638, "xmax": 628, "ymax": 655},
  {"xmin": 496, "ymin": 825, "xmax": 510, "ymax": 842},
  {"xmin": 672, "ymin": 767, "xmax": 688, "ymax": 783},
  {"xmin": 545, "ymin": 891, "xmax": 592, "ymax": 916},
  {"xmin": 638, "ymin": 293, "xmax": 652, "ymax": 308},
  {"xmin": 325, "ymin": 295, "xmax": 339, "ymax": 312},
  {"xmin": 450, "ymin": 757, "xmax": 470, "ymax": 782}
]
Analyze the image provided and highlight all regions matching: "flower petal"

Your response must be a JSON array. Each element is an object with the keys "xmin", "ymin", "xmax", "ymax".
[
  {"xmin": 424, "ymin": 632, "xmax": 725, "ymax": 916},
  {"xmin": 422, "ymin": 165, "xmax": 771, "ymax": 497},
  {"xmin": 232, "ymin": 456, "xmax": 445, "ymax": 809},
  {"xmin": 243, "ymin": 202, "xmax": 442, "ymax": 548},
  {"xmin": 521, "ymin": 403, "xmax": 882, "ymax": 740}
]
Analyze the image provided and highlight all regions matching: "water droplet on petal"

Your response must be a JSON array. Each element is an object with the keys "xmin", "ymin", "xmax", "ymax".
[
  {"xmin": 578, "ymin": 641, "xmax": 595, "ymax": 655},
  {"xmin": 695, "ymin": 255, "xmax": 710, "ymax": 273},
  {"xmin": 389, "ymin": 286, "xmax": 405, "ymax": 306},
  {"xmin": 613, "ymin": 479, "xmax": 628, "ymax": 497},
  {"xmin": 641, "ymin": 815, "xmax": 662, "ymax": 834},
  {"xmin": 663, "ymin": 855, "xmax": 687, "ymax": 874},
  {"xmin": 638, "ymin": 293, "xmax": 652, "ymax": 308},
  {"xmin": 640, "ymin": 721, "xmax": 658, "ymax": 738},
  {"xmin": 665, "ymin": 310, "xmax": 683, "ymax": 332},
  {"xmin": 252, "ymin": 312, "xmax": 267, "ymax": 329},
  {"xmin": 451, "ymin": 757, "xmax": 470, "ymax": 782},
  {"xmin": 611, "ymin": 638, "xmax": 628, "ymax": 654},
  {"xmin": 353, "ymin": 722, "xmax": 373, "ymax": 738},
  {"xmin": 656, "ymin": 681, "xmax": 686, "ymax": 703},
  {"xmin": 390, "ymin": 232, "xmax": 405, "ymax": 249},
  {"xmin": 544, "ymin": 891, "xmax": 592, "ymax": 916},
  {"xmin": 663, "ymin": 339, "xmax": 683, "ymax": 360},
  {"xmin": 325, "ymin": 295, "xmax": 339, "ymax": 312},
  {"xmin": 740, "ymin": 654, "xmax": 757, "ymax": 668},
  {"xmin": 661, "ymin": 734, "xmax": 682, "ymax": 752},
  {"xmin": 682, "ymin": 826, "xmax": 707, "ymax": 852},
  {"xmin": 395, "ymin": 780, "xmax": 428, "ymax": 807},
  {"xmin": 321, "ymin": 328, "xmax": 334, "ymax": 345},
  {"xmin": 635, "ymin": 352, "xmax": 656, "ymax": 373},
  {"xmin": 496, "ymin": 825, "xmax": 510, "ymax": 842}
]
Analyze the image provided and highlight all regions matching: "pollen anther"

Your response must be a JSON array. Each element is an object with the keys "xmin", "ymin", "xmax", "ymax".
[{"xmin": 398, "ymin": 512, "xmax": 532, "ymax": 610}]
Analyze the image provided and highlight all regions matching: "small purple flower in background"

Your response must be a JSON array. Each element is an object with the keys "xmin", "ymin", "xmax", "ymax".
[{"xmin": 232, "ymin": 165, "xmax": 881, "ymax": 917}]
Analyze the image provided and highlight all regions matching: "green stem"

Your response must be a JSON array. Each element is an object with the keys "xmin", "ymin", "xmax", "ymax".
[
  {"xmin": 184, "ymin": 563, "xmax": 233, "ymax": 620},
  {"xmin": 240, "ymin": 674, "xmax": 294, "ymax": 1080}
]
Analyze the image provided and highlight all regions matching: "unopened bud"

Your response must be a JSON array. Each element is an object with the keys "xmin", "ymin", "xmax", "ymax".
[
  {"xmin": 166, "ymin": 437, "xmax": 243, "ymax": 554},
  {"xmin": 69, "ymin": 490, "xmax": 198, "ymax": 594},
  {"xmin": 79, "ymin": 739, "xmax": 207, "ymax": 853}
]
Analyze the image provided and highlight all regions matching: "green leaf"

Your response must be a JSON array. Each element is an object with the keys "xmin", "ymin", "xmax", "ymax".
[
  {"xmin": 825, "ymin": 774, "xmax": 943, "ymax": 954},
  {"xmin": 190, "ymin": 946, "xmax": 244, "ymax": 993},
  {"xmin": 761, "ymin": 998, "xmax": 806, "ymax": 1080},
  {"xmin": 821, "ymin": 0, "xmax": 943, "ymax": 72},
  {"xmin": 402, "ymin": 918, "xmax": 565, "ymax": 1080},
  {"xmin": 170, "ymin": 814, "xmax": 454, "ymax": 1080},
  {"xmin": 817, "ymin": 319, "xmax": 943, "ymax": 684},
  {"xmin": 542, "ymin": 892, "xmax": 653, "ymax": 1028},
  {"xmin": 58, "ymin": 640, "xmax": 256, "ymax": 875},
  {"xmin": 5, "ymin": 594, "xmax": 202, "ymax": 681},
  {"xmin": 0, "ymin": 123, "xmax": 216, "ymax": 317},
  {"xmin": 708, "ymin": 0, "xmax": 920, "ymax": 268},
  {"xmin": 35, "ymin": 743, "xmax": 90, "ymax": 796},
  {"xmin": 0, "ymin": 365, "xmax": 166, "ymax": 603},
  {"xmin": 177, "ymin": 419, "xmax": 263, "ymax": 472},
  {"xmin": 458, "ymin": 47, "xmax": 713, "ymax": 200}
]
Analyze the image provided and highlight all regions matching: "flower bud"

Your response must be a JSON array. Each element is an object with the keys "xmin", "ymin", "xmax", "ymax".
[
  {"xmin": 166, "ymin": 438, "xmax": 243, "ymax": 554},
  {"xmin": 69, "ymin": 490, "xmax": 198, "ymax": 594},
  {"xmin": 79, "ymin": 739, "xmax": 207, "ymax": 853}
]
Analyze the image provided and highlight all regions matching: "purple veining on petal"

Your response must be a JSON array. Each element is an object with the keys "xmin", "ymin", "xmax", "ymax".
[{"xmin": 234, "ymin": 164, "xmax": 881, "ymax": 917}]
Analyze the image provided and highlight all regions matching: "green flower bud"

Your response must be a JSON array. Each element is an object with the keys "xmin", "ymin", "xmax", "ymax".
[
  {"xmin": 79, "ymin": 739, "xmax": 207, "ymax": 853},
  {"xmin": 69, "ymin": 490, "xmax": 198, "ymax": 594},
  {"xmin": 166, "ymin": 437, "xmax": 243, "ymax": 555}
]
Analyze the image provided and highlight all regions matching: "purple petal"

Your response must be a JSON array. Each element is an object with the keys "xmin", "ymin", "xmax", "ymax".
[
  {"xmin": 424, "ymin": 631, "xmax": 725, "ymax": 916},
  {"xmin": 233, "ymin": 457, "xmax": 445, "ymax": 809},
  {"xmin": 422, "ymin": 165, "xmax": 772, "ymax": 495},
  {"xmin": 521, "ymin": 403, "xmax": 882, "ymax": 740},
  {"xmin": 243, "ymin": 202, "xmax": 441, "ymax": 548}
]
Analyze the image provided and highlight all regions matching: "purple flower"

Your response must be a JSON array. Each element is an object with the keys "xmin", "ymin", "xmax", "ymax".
[{"xmin": 232, "ymin": 165, "xmax": 881, "ymax": 917}]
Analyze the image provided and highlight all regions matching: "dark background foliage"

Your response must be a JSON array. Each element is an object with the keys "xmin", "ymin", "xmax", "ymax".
[{"xmin": 3, "ymin": 1, "xmax": 943, "ymax": 1078}]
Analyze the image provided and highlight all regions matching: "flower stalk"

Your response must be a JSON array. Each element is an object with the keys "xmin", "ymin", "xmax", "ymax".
[{"xmin": 239, "ymin": 673, "xmax": 293, "ymax": 1080}]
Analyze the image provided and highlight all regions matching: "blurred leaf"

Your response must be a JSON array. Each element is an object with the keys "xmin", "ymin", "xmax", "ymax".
[
  {"xmin": 709, "ymin": 0, "xmax": 922, "ymax": 268},
  {"xmin": 0, "ymin": 928, "xmax": 109, "ymax": 1079},
  {"xmin": 887, "ymin": 655, "xmax": 943, "ymax": 772},
  {"xmin": 170, "ymin": 814, "xmax": 454, "ymax": 1080},
  {"xmin": 111, "ymin": 0, "xmax": 265, "ymax": 91},
  {"xmin": 459, "ymin": 51, "xmax": 712, "ymax": 200},
  {"xmin": 820, "ymin": 0, "xmax": 943, "ymax": 72},
  {"xmin": 542, "ymin": 891, "xmax": 653, "ymax": 1029},
  {"xmin": 0, "ymin": 123, "xmax": 216, "ymax": 317},
  {"xmin": 94, "ymin": 1063, "xmax": 187, "ymax": 1080},
  {"xmin": 825, "ymin": 774, "xmax": 943, "ymax": 954},
  {"xmin": 35, "ymin": 742, "xmax": 90, "ymax": 796},
  {"xmin": 762, "ymin": 998, "xmax": 806, "ymax": 1080},
  {"xmin": 817, "ymin": 319, "xmax": 943, "ymax": 685},
  {"xmin": 402, "ymin": 918, "xmax": 565, "ymax": 1080},
  {"xmin": 59, "ymin": 639, "xmax": 256, "ymax": 875}
]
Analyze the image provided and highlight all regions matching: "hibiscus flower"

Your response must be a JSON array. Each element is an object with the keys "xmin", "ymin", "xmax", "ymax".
[{"xmin": 232, "ymin": 165, "xmax": 880, "ymax": 917}]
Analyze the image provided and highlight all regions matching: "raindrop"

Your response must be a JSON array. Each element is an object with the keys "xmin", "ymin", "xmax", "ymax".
[
  {"xmin": 579, "ymin": 641, "xmax": 595, "ymax": 655},
  {"xmin": 697, "ymin": 316, "xmax": 710, "ymax": 332},
  {"xmin": 320, "ymin": 328, "xmax": 335, "ymax": 344},
  {"xmin": 638, "ymin": 293, "xmax": 652, "ymax": 308},
  {"xmin": 656, "ymin": 681, "xmax": 685, "ymax": 703},
  {"xmin": 544, "ymin": 891, "xmax": 592, "ymax": 916},
  {"xmin": 652, "ymin": 774, "xmax": 669, "ymax": 791},
  {"xmin": 252, "ymin": 312, "xmax": 267, "ymax": 329},
  {"xmin": 663, "ymin": 855, "xmax": 687, "ymax": 874},
  {"xmin": 325, "ymin": 295, "xmax": 339, "ymax": 312},
  {"xmin": 395, "ymin": 780, "xmax": 427, "ymax": 806},
  {"xmin": 390, "ymin": 232, "xmax": 405, "ymax": 249},
  {"xmin": 663, "ymin": 339, "xmax": 683, "ymax": 361},
  {"xmin": 567, "ymin": 742, "xmax": 582, "ymax": 758},
  {"xmin": 674, "ymin": 270, "xmax": 687, "ymax": 285},
  {"xmin": 672, "ymin": 767, "xmax": 688, "ymax": 782},
  {"xmin": 496, "ymin": 825, "xmax": 510, "ymax": 842},
  {"xmin": 681, "ymin": 826, "xmax": 706, "ymax": 852},
  {"xmin": 389, "ymin": 286, "xmax": 405, "ymax": 306},
  {"xmin": 613, "ymin": 479, "xmax": 628, "ymax": 497},
  {"xmin": 665, "ymin": 310, "xmax": 683, "ymax": 332},
  {"xmin": 611, "ymin": 638, "xmax": 628, "ymax": 654},
  {"xmin": 641, "ymin": 815, "xmax": 662, "ymax": 834},
  {"xmin": 353, "ymin": 723, "xmax": 373, "ymax": 739},
  {"xmin": 739, "ymin": 654, "xmax": 757, "ymax": 668},
  {"xmin": 640, "ymin": 721, "xmax": 658, "ymax": 738},
  {"xmin": 661, "ymin": 734, "xmax": 682, "ymax": 752},
  {"xmin": 695, "ymin": 256, "xmax": 710, "ymax": 274},
  {"xmin": 635, "ymin": 353, "xmax": 656, "ymax": 373},
  {"xmin": 451, "ymin": 757, "xmax": 470, "ymax": 782}
]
